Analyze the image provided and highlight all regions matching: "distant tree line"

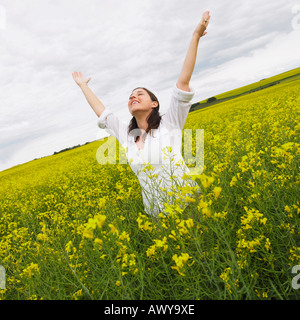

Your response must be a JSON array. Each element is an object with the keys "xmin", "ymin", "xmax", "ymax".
[
  {"xmin": 206, "ymin": 97, "xmax": 217, "ymax": 103},
  {"xmin": 53, "ymin": 141, "xmax": 91, "ymax": 155}
]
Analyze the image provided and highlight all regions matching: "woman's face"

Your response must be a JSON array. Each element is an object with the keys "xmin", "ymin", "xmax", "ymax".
[{"xmin": 128, "ymin": 88, "xmax": 158, "ymax": 116}]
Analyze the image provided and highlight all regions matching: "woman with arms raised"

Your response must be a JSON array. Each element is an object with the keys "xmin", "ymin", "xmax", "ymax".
[{"xmin": 72, "ymin": 11, "xmax": 211, "ymax": 217}]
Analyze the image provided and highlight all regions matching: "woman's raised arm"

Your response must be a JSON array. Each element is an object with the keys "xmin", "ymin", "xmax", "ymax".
[
  {"xmin": 72, "ymin": 71, "xmax": 106, "ymax": 117},
  {"xmin": 176, "ymin": 11, "xmax": 211, "ymax": 92}
]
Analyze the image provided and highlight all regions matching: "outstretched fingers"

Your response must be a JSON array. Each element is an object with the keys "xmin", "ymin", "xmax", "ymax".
[
  {"xmin": 72, "ymin": 71, "xmax": 91, "ymax": 86},
  {"xmin": 201, "ymin": 10, "xmax": 210, "ymax": 26}
]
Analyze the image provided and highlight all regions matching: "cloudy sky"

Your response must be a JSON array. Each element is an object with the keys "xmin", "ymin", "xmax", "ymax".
[{"xmin": 0, "ymin": 0, "xmax": 299, "ymax": 172}]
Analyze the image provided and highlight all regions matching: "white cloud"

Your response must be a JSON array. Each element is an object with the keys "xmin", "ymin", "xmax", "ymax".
[
  {"xmin": 192, "ymin": 29, "xmax": 300, "ymax": 101},
  {"xmin": 0, "ymin": 0, "xmax": 299, "ymax": 171}
]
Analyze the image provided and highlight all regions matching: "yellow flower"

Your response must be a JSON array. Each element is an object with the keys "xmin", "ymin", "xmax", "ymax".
[
  {"xmin": 142, "ymin": 163, "xmax": 155, "ymax": 172},
  {"xmin": 137, "ymin": 213, "xmax": 153, "ymax": 232},
  {"xmin": 184, "ymin": 196, "xmax": 196, "ymax": 203},
  {"xmin": 262, "ymin": 292, "xmax": 268, "ymax": 298},
  {"xmin": 197, "ymin": 199, "xmax": 209, "ymax": 210},
  {"xmin": 260, "ymin": 217, "xmax": 267, "ymax": 225},
  {"xmin": 87, "ymin": 218, "xmax": 97, "ymax": 230},
  {"xmin": 146, "ymin": 246, "xmax": 156, "ymax": 258},
  {"xmin": 213, "ymin": 211, "xmax": 228, "ymax": 219},
  {"xmin": 230, "ymin": 176, "xmax": 238, "ymax": 187},
  {"xmin": 171, "ymin": 266, "xmax": 186, "ymax": 277},
  {"xmin": 72, "ymin": 289, "xmax": 83, "ymax": 300},
  {"xmin": 265, "ymin": 238, "xmax": 271, "ymax": 251},
  {"xmin": 281, "ymin": 142, "xmax": 294, "ymax": 150},
  {"xmin": 185, "ymin": 219, "xmax": 194, "ymax": 228},
  {"xmin": 115, "ymin": 281, "xmax": 121, "ymax": 286},
  {"xmin": 82, "ymin": 227, "xmax": 94, "ymax": 239},
  {"xmin": 65, "ymin": 240, "xmax": 73, "ymax": 253},
  {"xmin": 202, "ymin": 207, "xmax": 211, "ymax": 217},
  {"xmin": 199, "ymin": 174, "xmax": 214, "ymax": 188},
  {"xmin": 154, "ymin": 237, "xmax": 168, "ymax": 250},
  {"xmin": 168, "ymin": 230, "xmax": 178, "ymax": 241},
  {"xmin": 82, "ymin": 214, "xmax": 107, "ymax": 239},
  {"xmin": 37, "ymin": 233, "xmax": 49, "ymax": 242},
  {"xmin": 212, "ymin": 186, "xmax": 222, "ymax": 199},
  {"xmin": 146, "ymin": 237, "xmax": 168, "ymax": 260},
  {"xmin": 219, "ymin": 267, "xmax": 233, "ymax": 293},
  {"xmin": 119, "ymin": 231, "xmax": 130, "ymax": 242},
  {"xmin": 181, "ymin": 173, "xmax": 190, "ymax": 180},
  {"xmin": 20, "ymin": 263, "xmax": 40, "ymax": 279},
  {"xmin": 171, "ymin": 253, "xmax": 192, "ymax": 276},
  {"xmin": 94, "ymin": 238, "xmax": 103, "ymax": 249},
  {"xmin": 108, "ymin": 224, "xmax": 119, "ymax": 236},
  {"xmin": 94, "ymin": 214, "xmax": 106, "ymax": 228}
]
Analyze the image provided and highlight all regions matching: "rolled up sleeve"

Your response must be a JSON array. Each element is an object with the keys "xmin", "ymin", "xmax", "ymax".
[
  {"xmin": 97, "ymin": 108, "xmax": 113, "ymax": 129},
  {"xmin": 162, "ymin": 83, "xmax": 195, "ymax": 131},
  {"xmin": 97, "ymin": 108, "xmax": 128, "ymax": 147}
]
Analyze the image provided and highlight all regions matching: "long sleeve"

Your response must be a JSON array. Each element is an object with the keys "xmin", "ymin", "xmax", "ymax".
[
  {"xmin": 97, "ymin": 108, "xmax": 128, "ymax": 147},
  {"xmin": 162, "ymin": 83, "xmax": 195, "ymax": 131}
]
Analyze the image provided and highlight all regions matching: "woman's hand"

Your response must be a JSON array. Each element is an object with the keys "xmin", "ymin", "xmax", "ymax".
[
  {"xmin": 193, "ymin": 10, "xmax": 210, "ymax": 39},
  {"xmin": 177, "ymin": 11, "xmax": 211, "ymax": 90},
  {"xmin": 72, "ymin": 71, "xmax": 91, "ymax": 88},
  {"xmin": 72, "ymin": 71, "xmax": 106, "ymax": 117}
]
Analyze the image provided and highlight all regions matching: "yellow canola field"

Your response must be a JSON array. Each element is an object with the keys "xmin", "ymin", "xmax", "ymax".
[{"xmin": 0, "ymin": 79, "xmax": 299, "ymax": 300}]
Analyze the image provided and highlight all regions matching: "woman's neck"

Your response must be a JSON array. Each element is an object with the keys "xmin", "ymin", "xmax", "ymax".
[{"xmin": 135, "ymin": 116, "xmax": 149, "ymax": 132}]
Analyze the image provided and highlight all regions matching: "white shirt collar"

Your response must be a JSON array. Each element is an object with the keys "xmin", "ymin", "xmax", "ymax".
[{"xmin": 128, "ymin": 127, "xmax": 160, "ymax": 142}]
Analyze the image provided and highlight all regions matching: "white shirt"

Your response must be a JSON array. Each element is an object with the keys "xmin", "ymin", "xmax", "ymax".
[{"xmin": 97, "ymin": 83, "xmax": 200, "ymax": 216}]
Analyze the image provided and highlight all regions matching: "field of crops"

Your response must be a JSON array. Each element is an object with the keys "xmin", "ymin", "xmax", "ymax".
[
  {"xmin": 0, "ymin": 77, "xmax": 299, "ymax": 300},
  {"xmin": 213, "ymin": 67, "xmax": 300, "ymax": 100}
]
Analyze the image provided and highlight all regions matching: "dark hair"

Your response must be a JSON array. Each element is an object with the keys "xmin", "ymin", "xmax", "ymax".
[{"xmin": 128, "ymin": 87, "xmax": 162, "ymax": 143}]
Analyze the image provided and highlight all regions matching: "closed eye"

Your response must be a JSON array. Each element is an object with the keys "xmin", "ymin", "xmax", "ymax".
[{"xmin": 129, "ymin": 93, "xmax": 143, "ymax": 100}]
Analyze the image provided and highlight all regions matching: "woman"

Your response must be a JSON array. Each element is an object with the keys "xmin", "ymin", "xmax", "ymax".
[{"xmin": 72, "ymin": 11, "xmax": 210, "ymax": 217}]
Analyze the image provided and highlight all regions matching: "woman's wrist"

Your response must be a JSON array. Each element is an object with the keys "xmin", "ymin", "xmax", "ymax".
[
  {"xmin": 79, "ymin": 77, "xmax": 91, "ymax": 89},
  {"xmin": 79, "ymin": 83, "xmax": 89, "ymax": 90},
  {"xmin": 192, "ymin": 31, "xmax": 203, "ymax": 41}
]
